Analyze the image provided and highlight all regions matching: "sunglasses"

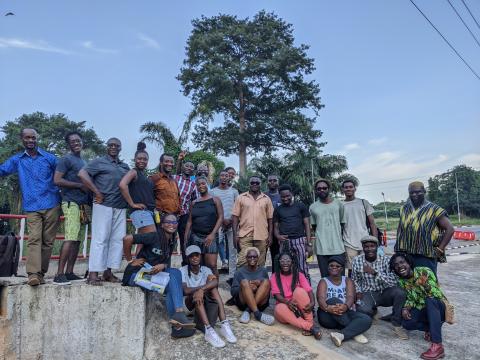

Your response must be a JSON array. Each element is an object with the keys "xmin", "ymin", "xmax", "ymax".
[
  {"xmin": 246, "ymin": 255, "xmax": 258, "ymax": 259},
  {"xmin": 316, "ymin": 187, "xmax": 328, "ymax": 191},
  {"xmin": 162, "ymin": 220, "xmax": 178, "ymax": 225},
  {"xmin": 268, "ymin": 179, "xmax": 278, "ymax": 182},
  {"xmin": 250, "ymin": 181, "xmax": 260, "ymax": 185}
]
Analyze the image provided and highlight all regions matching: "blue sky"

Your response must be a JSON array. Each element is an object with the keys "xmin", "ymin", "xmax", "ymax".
[{"xmin": 1, "ymin": 0, "xmax": 479, "ymax": 204}]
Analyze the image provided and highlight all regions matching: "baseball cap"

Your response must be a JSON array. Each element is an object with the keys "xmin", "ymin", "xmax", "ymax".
[{"xmin": 185, "ymin": 245, "xmax": 201, "ymax": 257}]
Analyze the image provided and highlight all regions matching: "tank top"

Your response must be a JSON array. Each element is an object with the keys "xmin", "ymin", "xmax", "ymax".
[
  {"xmin": 325, "ymin": 276, "xmax": 347, "ymax": 303},
  {"xmin": 191, "ymin": 197, "xmax": 217, "ymax": 235},
  {"xmin": 128, "ymin": 169, "xmax": 156, "ymax": 211}
]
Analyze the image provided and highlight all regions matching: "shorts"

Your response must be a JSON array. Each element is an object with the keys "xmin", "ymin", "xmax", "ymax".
[
  {"xmin": 345, "ymin": 246, "xmax": 362, "ymax": 270},
  {"xmin": 233, "ymin": 293, "xmax": 269, "ymax": 312},
  {"xmin": 130, "ymin": 210, "xmax": 155, "ymax": 229},
  {"xmin": 62, "ymin": 201, "xmax": 82, "ymax": 241},
  {"xmin": 188, "ymin": 232, "xmax": 219, "ymax": 254}
]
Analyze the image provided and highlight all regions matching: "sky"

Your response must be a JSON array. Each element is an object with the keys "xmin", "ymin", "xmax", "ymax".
[{"xmin": 1, "ymin": 0, "xmax": 479, "ymax": 205}]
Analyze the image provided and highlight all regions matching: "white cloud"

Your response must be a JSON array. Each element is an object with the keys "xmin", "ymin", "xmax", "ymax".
[
  {"xmin": 138, "ymin": 33, "xmax": 160, "ymax": 49},
  {"xmin": 457, "ymin": 153, "xmax": 480, "ymax": 168},
  {"xmin": 0, "ymin": 37, "xmax": 71, "ymax": 54},
  {"xmin": 368, "ymin": 137, "xmax": 387, "ymax": 146},
  {"xmin": 81, "ymin": 41, "xmax": 118, "ymax": 54}
]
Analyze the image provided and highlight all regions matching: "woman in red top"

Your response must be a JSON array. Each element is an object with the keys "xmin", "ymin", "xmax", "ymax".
[{"xmin": 270, "ymin": 249, "xmax": 321, "ymax": 339}]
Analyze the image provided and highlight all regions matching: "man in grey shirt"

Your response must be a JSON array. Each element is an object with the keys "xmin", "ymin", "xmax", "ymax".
[{"xmin": 78, "ymin": 138, "xmax": 129, "ymax": 285}]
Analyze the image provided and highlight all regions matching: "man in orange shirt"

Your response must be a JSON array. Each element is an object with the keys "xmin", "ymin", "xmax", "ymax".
[
  {"xmin": 232, "ymin": 176, "xmax": 274, "ymax": 268},
  {"xmin": 150, "ymin": 154, "xmax": 180, "ymax": 215}
]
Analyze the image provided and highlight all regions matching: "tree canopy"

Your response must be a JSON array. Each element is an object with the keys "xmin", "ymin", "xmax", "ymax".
[{"xmin": 178, "ymin": 11, "xmax": 324, "ymax": 175}]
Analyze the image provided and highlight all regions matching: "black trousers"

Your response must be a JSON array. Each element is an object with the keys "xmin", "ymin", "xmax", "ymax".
[
  {"xmin": 356, "ymin": 286, "xmax": 406, "ymax": 326},
  {"xmin": 177, "ymin": 214, "xmax": 189, "ymax": 266}
]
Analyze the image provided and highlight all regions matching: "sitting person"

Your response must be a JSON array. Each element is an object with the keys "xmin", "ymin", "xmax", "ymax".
[
  {"xmin": 352, "ymin": 235, "xmax": 408, "ymax": 339},
  {"xmin": 230, "ymin": 247, "xmax": 274, "ymax": 325},
  {"xmin": 122, "ymin": 213, "xmax": 195, "ymax": 339},
  {"xmin": 180, "ymin": 245, "xmax": 237, "ymax": 348},
  {"xmin": 270, "ymin": 250, "xmax": 321, "ymax": 339},
  {"xmin": 390, "ymin": 253, "xmax": 447, "ymax": 360},
  {"xmin": 317, "ymin": 256, "xmax": 372, "ymax": 347}
]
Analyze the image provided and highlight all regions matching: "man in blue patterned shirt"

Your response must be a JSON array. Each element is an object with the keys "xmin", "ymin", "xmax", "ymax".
[{"xmin": 0, "ymin": 128, "xmax": 61, "ymax": 286}]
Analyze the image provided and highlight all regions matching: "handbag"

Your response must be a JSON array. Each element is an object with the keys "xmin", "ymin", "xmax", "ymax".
[
  {"xmin": 79, "ymin": 204, "xmax": 91, "ymax": 225},
  {"xmin": 442, "ymin": 297, "xmax": 455, "ymax": 324}
]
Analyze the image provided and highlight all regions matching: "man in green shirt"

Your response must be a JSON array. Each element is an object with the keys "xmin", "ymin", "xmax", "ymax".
[{"xmin": 309, "ymin": 178, "xmax": 346, "ymax": 277}]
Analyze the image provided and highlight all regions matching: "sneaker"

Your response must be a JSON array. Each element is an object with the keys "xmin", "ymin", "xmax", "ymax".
[
  {"xmin": 27, "ymin": 275, "xmax": 40, "ymax": 287},
  {"xmin": 239, "ymin": 310, "xmax": 251, "ymax": 324},
  {"xmin": 171, "ymin": 326, "xmax": 196, "ymax": 339},
  {"xmin": 53, "ymin": 274, "xmax": 72, "ymax": 285},
  {"xmin": 393, "ymin": 326, "xmax": 409, "ymax": 340},
  {"xmin": 65, "ymin": 273, "xmax": 85, "ymax": 281},
  {"xmin": 219, "ymin": 320, "xmax": 237, "ymax": 343},
  {"xmin": 353, "ymin": 334, "xmax": 369, "ymax": 344},
  {"xmin": 205, "ymin": 326, "xmax": 226, "ymax": 348},
  {"xmin": 169, "ymin": 311, "xmax": 195, "ymax": 329},
  {"xmin": 222, "ymin": 261, "xmax": 228, "ymax": 270},
  {"xmin": 39, "ymin": 275, "xmax": 46, "ymax": 285},
  {"xmin": 257, "ymin": 312, "xmax": 275, "ymax": 326},
  {"xmin": 226, "ymin": 278, "xmax": 233, "ymax": 287},
  {"xmin": 330, "ymin": 332, "xmax": 344, "ymax": 347}
]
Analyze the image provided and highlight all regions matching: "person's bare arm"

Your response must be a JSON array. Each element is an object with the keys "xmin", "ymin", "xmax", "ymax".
[
  {"xmin": 54, "ymin": 171, "xmax": 87, "ymax": 191},
  {"xmin": 232, "ymin": 215, "xmax": 239, "ymax": 249},
  {"xmin": 316, "ymin": 279, "xmax": 329, "ymax": 311},
  {"xmin": 183, "ymin": 275, "xmax": 218, "ymax": 296},
  {"xmin": 183, "ymin": 210, "xmax": 193, "ymax": 246},
  {"xmin": 274, "ymin": 220, "xmax": 288, "ymax": 242},
  {"xmin": 267, "ymin": 217, "xmax": 273, "ymax": 247},
  {"xmin": 437, "ymin": 215, "xmax": 455, "ymax": 250},
  {"xmin": 119, "ymin": 169, "xmax": 145, "ymax": 209},
  {"xmin": 367, "ymin": 214, "xmax": 378, "ymax": 238},
  {"xmin": 78, "ymin": 169, "xmax": 103, "ymax": 203},
  {"xmin": 205, "ymin": 197, "xmax": 223, "ymax": 247},
  {"xmin": 123, "ymin": 234, "xmax": 145, "ymax": 266}
]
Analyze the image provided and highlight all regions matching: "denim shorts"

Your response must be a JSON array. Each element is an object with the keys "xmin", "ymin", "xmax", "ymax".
[
  {"xmin": 188, "ymin": 232, "xmax": 219, "ymax": 254},
  {"xmin": 130, "ymin": 210, "xmax": 155, "ymax": 229}
]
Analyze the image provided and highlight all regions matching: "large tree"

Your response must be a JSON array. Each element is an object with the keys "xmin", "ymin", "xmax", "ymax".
[{"xmin": 178, "ymin": 11, "xmax": 324, "ymax": 176}]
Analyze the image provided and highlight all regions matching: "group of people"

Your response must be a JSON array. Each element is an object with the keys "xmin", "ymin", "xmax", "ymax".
[{"xmin": 0, "ymin": 128, "xmax": 454, "ymax": 359}]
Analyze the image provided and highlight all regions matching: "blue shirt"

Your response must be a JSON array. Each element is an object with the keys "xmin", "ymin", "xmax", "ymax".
[{"xmin": 0, "ymin": 148, "xmax": 60, "ymax": 212}]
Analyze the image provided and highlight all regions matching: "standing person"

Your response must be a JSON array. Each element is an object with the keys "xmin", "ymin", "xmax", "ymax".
[
  {"xmin": 309, "ymin": 179, "xmax": 346, "ymax": 278},
  {"xmin": 181, "ymin": 245, "xmax": 237, "ymax": 348},
  {"xmin": 211, "ymin": 170, "xmax": 239, "ymax": 279},
  {"xmin": 78, "ymin": 137, "xmax": 129, "ymax": 285},
  {"xmin": 184, "ymin": 176, "xmax": 224, "ymax": 276},
  {"xmin": 173, "ymin": 151, "xmax": 197, "ymax": 266},
  {"xmin": 390, "ymin": 253, "xmax": 448, "ymax": 360},
  {"xmin": 224, "ymin": 167, "xmax": 237, "ymax": 188},
  {"xmin": 395, "ymin": 182, "xmax": 454, "ymax": 275},
  {"xmin": 0, "ymin": 128, "xmax": 61, "ymax": 286},
  {"xmin": 122, "ymin": 214, "xmax": 195, "ymax": 339},
  {"xmin": 341, "ymin": 179, "xmax": 378, "ymax": 273},
  {"xmin": 270, "ymin": 251, "xmax": 321, "ymax": 339},
  {"xmin": 316, "ymin": 256, "xmax": 372, "ymax": 347},
  {"xmin": 232, "ymin": 176, "xmax": 274, "ymax": 268},
  {"xmin": 150, "ymin": 154, "xmax": 180, "ymax": 215},
  {"xmin": 119, "ymin": 142, "xmax": 156, "ymax": 253},
  {"xmin": 230, "ymin": 247, "xmax": 274, "ymax": 325},
  {"xmin": 273, "ymin": 184, "xmax": 311, "ymax": 282},
  {"xmin": 265, "ymin": 174, "xmax": 281, "ymax": 266},
  {"xmin": 352, "ymin": 235, "xmax": 408, "ymax": 339},
  {"xmin": 53, "ymin": 131, "xmax": 90, "ymax": 285}
]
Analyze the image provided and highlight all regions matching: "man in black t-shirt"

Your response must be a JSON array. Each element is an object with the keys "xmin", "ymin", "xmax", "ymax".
[{"xmin": 273, "ymin": 184, "xmax": 312, "ymax": 282}]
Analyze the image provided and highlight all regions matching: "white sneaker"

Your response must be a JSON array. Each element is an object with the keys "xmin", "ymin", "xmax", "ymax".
[
  {"xmin": 353, "ymin": 334, "xmax": 369, "ymax": 344},
  {"xmin": 239, "ymin": 310, "xmax": 251, "ymax": 324},
  {"xmin": 330, "ymin": 332, "xmax": 344, "ymax": 347},
  {"xmin": 205, "ymin": 326, "xmax": 226, "ymax": 348},
  {"xmin": 258, "ymin": 312, "xmax": 275, "ymax": 326},
  {"xmin": 219, "ymin": 320, "xmax": 237, "ymax": 343}
]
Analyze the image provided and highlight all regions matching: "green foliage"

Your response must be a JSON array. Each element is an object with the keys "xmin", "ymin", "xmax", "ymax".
[
  {"xmin": 178, "ymin": 11, "xmax": 325, "ymax": 175},
  {"xmin": 139, "ymin": 121, "xmax": 183, "ymax": 156},
  {"xmin": 427, "ymin": 165, "xmax": 480, "ymax": 217}
]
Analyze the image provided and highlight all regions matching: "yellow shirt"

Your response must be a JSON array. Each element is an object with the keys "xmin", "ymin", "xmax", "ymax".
[{"xmin": 232, "ymin": 192, "xmax": 274, "ymax": 241}]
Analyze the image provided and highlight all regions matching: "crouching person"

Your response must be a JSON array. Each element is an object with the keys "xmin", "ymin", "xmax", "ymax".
[
  {"xmin": 230, "ymin": 247, "xmax": 274, "ymax": 325},
  {"xmin": 181, "ymin": 245, "xmax": 237, "ymax": 348},
  {"xmin": 122, "ymin": 213, "xmax": 195, "ymax": 338}
]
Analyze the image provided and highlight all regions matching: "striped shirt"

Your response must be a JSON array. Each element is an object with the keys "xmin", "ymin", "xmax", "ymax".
[
  {"xmin": 351, "ymin": 254, "xmax": 398, "ymax": 293},
  {"xmin": 210, "ymin": 186, "xmax": 239, "ymax": 219},
  {"xmin": 395, "ymin": 200, "xmax": 447, "ymax": 258},
  {"xmin": 173, "ymin": 174, "xmax": 196, "ymax": 216}
]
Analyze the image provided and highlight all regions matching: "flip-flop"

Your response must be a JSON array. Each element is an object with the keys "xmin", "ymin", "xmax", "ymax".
[
  {"xmin": 308, "ymin": 325, "xmax": 322, "ymax": 340},
  {"xmin": 86, "ymin": 278, "xmax": 103, "ymax": 286},
  {"xmin": 169, "ymin": 319, "xmax": 196, "ymax": 329},
  {"xmin": 102, "ymin": 275, "xmax": 121, "ymax": 283}
]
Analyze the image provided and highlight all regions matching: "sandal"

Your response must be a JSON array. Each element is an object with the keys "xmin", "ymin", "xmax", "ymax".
[
  {"xmin": 86, "ymin": 277, "xmax": 103, "ymax": 286},
  {"xmin": 102, "ymin": 274, "xmax": 121, "ymax": 283},
  {"xmin": 303, "ymin": 325, "xmax": 322, "ymax": 340}
]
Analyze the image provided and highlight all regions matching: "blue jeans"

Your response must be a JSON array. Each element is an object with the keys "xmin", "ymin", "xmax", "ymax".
[
  {"xmin": 402, "ymin": 297, "xmax": 445, "ymax": 343},
  {"xmin": 218, "ymin": 230, "xmax": 226, "ymax": 263},
  {"xmin": 129, "ymin": 267, "xmax": 184, "ymax": 318}
]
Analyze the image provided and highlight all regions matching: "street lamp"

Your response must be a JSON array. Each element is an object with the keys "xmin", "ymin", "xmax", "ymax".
[{"xmin": 381, "ymin": 192, "xmax": 389, "ymax": 231}]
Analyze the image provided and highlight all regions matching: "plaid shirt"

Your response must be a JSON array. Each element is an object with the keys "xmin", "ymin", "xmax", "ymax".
[
  {"xmin": 173, "ymin": 174, "xmax": 196, "ymax": 216},
  {"xmin": 352, "ymin": 254, "xmax": 398, "ymax": 293}
]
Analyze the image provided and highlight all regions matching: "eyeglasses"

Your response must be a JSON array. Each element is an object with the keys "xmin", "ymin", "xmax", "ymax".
[
  {"xmin": 163, "ymin": 220, "xmax": 178, "ymax": 225},
  {"xmin": 107, "ymin": 143, "xmax": 120, "ymax": 148},
  {"xmin": 316, "ymin": 187, "xmax": 328, "ymax": 191},
  {"xmin": 268, "ymin": 179, "xmax": 278, "ymax": 182},
  {"xmin": 250, "ymin": 181, "xmax": 260, "ymax": 185},
  {"xmin": 246, "ymin": 255, "xmax": 258, "ymax": 259}
]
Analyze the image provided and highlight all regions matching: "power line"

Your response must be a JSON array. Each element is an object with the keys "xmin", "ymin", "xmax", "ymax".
[
  {"xmin": 409, "ymin": 0, "xmax": 480, "ymax": 80},
  {"xmin": 446, "ymin": 0, "xmax": 480, "ymax": 48},
  {"xmin": 460, "ymin": 0, "xmax": 480, "ymax": 30}
]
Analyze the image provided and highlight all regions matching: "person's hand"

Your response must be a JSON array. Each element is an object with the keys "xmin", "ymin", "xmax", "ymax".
[
  {"xmin": 205, "ymin": 233, "xmax": 215, "ymax": 247},
  {"xmin": 304, "ymin": 302, "xmax": 314, "ymax": 313},
  {"xmin": 178, "ymin": 150, "xmax": 187, "ymax": 161},
  {"xmin": 132, "ymin": 203, "xmax": 147, "ymax": 210},
  {"xmin": 326, "ymin": 305, "xmax": 337, "ymax": 314},
  {"xmin": 130, "ymin": 258, "xmax": 146, "ymax": 267},
  {"xmin": 288, "ymin": 299, "xmax": 299, "ymax": 312},
  {"xmin": 193, "ymin": 289, "xmax": 204, "ymax": 304},
  {"xmin": 277, "ymin": 234, "xmax": 288, "ymax": 243},
  {"xmin": 94, "ymin": 192, "xmax": 104, "ymax": 204},
  {"xmin": 336, "ymin": 304, "xmax": 348, "ymax": 314},
  {"xmin": 356, "ymin": 292, "xmax": 364, "ymax": 301},
  {"xmin": 267, "ymin": 235, "xmax": 273, "ymax": 247},
  {"xmin": 223, "ymin": 219, "xmax": 232, "ymax": 228},
  {"xmin": 150, "ymin": 264, "xmax": 164, "ymax": 274},
  {"xmin": 402, "ymin": 308, "xmax": 411, "ymax": 320},
  {"xmin": 80, "ymin": 184, "xmax": 90, "ymax": 193},
  {"xmin": 249, "ymin": 283, "xmax": 258, "ymax": 291},
  {"xmin": 251, "ymin": 280, "xmax": 262, "ymax": 287},
  {"xmin": 363, "ymin": 264, "xmax": 376, "ymax": 275},
  {"xmin": 207, "ymin": 274, "xmax": 217, "ymax": 282}
]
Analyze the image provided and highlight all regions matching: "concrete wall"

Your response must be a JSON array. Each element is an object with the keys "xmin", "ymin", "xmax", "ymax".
[{"xmin": 0, "ymin": 278, "xmax": 145, "ymax": 360}]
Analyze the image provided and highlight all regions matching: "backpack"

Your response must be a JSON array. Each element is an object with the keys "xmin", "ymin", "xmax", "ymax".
[{"xmin": 0, "ymin": 232, "xmax": 20, "ymax": 276}]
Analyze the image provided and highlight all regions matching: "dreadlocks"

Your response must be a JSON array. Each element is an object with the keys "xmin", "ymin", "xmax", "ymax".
[{"xmin": 274, "ymin": 243, "xmax": 300, "ymax": 298}]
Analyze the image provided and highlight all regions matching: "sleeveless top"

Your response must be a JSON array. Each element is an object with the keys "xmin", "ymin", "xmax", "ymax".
[
  {"xmin": 191, "ymin": 197, "xmax": 217, "ymax": 235},
  {"xmin": 325, "ymin": 276, "xmax": 347, "ymax": 303},
  {"xmin": 128, "ymin": 169, "xmax": 156, "ymax": 211}
]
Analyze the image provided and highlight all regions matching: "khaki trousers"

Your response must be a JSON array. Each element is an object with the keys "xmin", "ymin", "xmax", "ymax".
[
  {"xmin": 26, "ymin": 205, "xmax": 60, "ymax": 276},
  {"xmin": 237, "ymin": 234, "xmax": 268, "ymax": 268}
]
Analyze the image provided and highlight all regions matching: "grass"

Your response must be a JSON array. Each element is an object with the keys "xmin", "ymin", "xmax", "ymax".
[{"xmin": 374, "ymin": 216, "xmax": 480, "ymax": 231}]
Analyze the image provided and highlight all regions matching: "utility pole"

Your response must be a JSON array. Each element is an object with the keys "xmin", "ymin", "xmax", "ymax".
[
  {"xmin": 381, "ymin": 192, "xmax": 389, "ymax": 231},
  {"xmin": 455, "ymin": 172, "xmax": 461, "ymax": 223}
]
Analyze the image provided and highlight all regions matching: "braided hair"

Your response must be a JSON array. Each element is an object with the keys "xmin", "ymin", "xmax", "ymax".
[{"xmin": 274, "ymin": 242, "xmax": 300, "ymax": 298}]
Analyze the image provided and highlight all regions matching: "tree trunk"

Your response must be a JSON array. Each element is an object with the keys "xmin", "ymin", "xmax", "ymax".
[{"xmin": 238, "ymin": 83, "xmax": 247, "ymax": 177}]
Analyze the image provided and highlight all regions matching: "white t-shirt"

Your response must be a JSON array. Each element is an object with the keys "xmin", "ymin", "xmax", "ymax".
[
  {"xmin": 180, "ymin": 265, "xmax": 213, "ymax": 288},
  {"xmin": 342, "ymin": 198, "xmax": 374, "ymax": 250}
]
